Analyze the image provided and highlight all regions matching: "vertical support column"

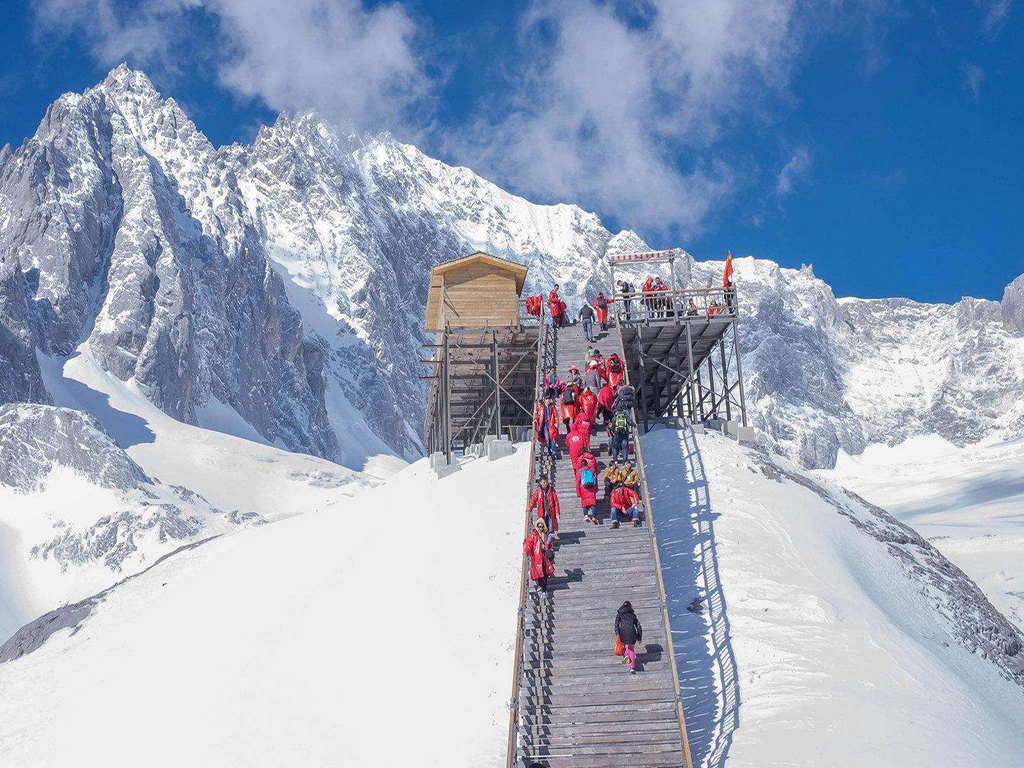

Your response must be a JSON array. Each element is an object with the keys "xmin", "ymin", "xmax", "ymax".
[
  {"xmin": 706, "ymin": 356, "xmax": 717, "ymax": 418},
  {"xmin": 696, "ymin": 365, "xmax": 706, "ymax": 421},
  {"xmin": 669, "ymin": 252, "xmax": 679, "ymax": 325},
  {"xmin": 731, "ymin": 318, "xmax": 749, "ymax": 427},
  {"xmin": 492, "ymin": 331, "xmax": 502, "ymax": 438},
  {"xmin": 719, "ymin": 338, "xmax": 733, "ymax": 422},
  {"xmin": 674, "ymin": 334, "xmax": 684, "ymax": 419},
  {"xmin": 636, "ymin": 332, "xmax": 649, "ymax": 433},
  {"xmin": 684, "ymin": 320, "xmax": 697, "ymax": 423},
  {"xmin": 443, "ymin": 331, "xmax": 453, "ymax": 463}
]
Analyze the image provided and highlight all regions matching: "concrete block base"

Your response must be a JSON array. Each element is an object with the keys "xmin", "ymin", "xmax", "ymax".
[
  {"xmin": 488, "ymin": 437, "xmax": 516, "ymax": 461},
  {"xmin": 430, "ymin": 452, "xmax": 461, "ymax": 478},
  {"xmin": 736, "ymin": 425, "xmax": 755, "ymax": 445}
]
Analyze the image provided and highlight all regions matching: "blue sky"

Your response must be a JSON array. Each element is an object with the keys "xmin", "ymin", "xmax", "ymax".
[{"xmin": 1, "ymin": 0, "xmax": 1021, "ymax": 303}]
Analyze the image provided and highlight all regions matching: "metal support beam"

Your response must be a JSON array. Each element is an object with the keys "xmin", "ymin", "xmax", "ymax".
[
  {"xmin": 493, "ymin": 331, "xmax": 502, "ymax": 437},
  {"xmin": 731, "ymin": 318, "xmax": 749, "ymax": 427},
  {"xmin": 684, "ymin": 319, "xmax": 696, "ymax": 423},
  {"xmin": 719, "ymin": 336, "xmax": 733, "ymax": 422}
]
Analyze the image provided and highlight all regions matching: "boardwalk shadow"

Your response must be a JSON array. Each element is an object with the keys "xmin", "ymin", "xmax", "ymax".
[{"xmin": 642, "ymin": 427, "xmax": 740, "ymax": 768}]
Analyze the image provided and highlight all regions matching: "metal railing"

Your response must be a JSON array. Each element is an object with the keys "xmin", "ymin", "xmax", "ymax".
[{"xmin": 612, "ymin": 286, "xmax": 738, "ymax": 326}]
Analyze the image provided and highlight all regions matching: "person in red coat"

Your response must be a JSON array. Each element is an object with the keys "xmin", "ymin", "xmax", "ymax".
[
  {"xmin": 578, "ymin": 387, "xmax": 598, "ymax": 423},
  {"xmin": 566, "ymin": 426, "xmax": 586, "ymax": 470},
  {"xmin": 597, "ymin": 382, "xmax": 615, "ymax": 425},
  {"xmin": 524, "ymin": 518, "xmax": 555, "ymax": 591},
  {"xmin": 534, "ymin": 396, "xmax": 560, "ymax": 458},
  {"xmin": 606, "ymin": 354, "xmax": 624, "ymax": 388},
  {"xmin": 575, "ymin": 452, "xmax": 599, "ymax": 524},
  {"xmin": 610, "ymin": 483, "xmax": 642, "ymax": 528},
  {"xmin": 593, "ymin": 292, "xmax": 610, "ymax": 330},
  {"xmin": 528, "ymin": 477, "xmax": 561, "ymax": 542},
  {"xmin": 559, "ymin": 380, "xmax": 578, "ymax": 431},
  {"xmin": 573, "ymin": 412, "xmax": 593, "ymax": 450},
  {"xmin": 548, "ymin": 285, "xmax": 565, "ymax": 328}
]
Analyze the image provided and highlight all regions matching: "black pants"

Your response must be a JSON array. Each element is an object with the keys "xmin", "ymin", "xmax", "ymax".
[
  {"xmin": 535, "ymin": 575, "xmax": 549, "ymax": 592},
  {"xmin": 597, "ymin": 405, "xmax": 613, "ymax": 424}
]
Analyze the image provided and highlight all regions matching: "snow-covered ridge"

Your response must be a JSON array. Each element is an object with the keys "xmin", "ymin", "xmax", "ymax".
[{"xmin": 1, "ymin": 65, "xmax": 1023, "ymax": 471}]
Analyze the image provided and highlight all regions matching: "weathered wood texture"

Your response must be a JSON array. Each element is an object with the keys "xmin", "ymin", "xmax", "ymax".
[
  {"xmin": 513, "ymin": 320, "xmax": 692, "ymax": 768},
  {"xmin": 424, "ymin": 251, "xmax": 528, "ymax": 331}
]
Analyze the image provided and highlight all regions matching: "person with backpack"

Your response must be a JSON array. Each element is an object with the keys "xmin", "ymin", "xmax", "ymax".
[
  {"xmin": 527, "ymin": 476, "xmax": 560, "ymax": 543},
  {"xmin": 603, "ymin": 462, "xmax": 622, "ymax": 499},
  {"xmin": 594, "ymin": 292, "xmax": 610, "ymax": 331},
  {"xmin": 559, "ymin": 379, "xmax": 578, "ymax": 431},
  {"xmin": 524, "ymin": 518, "xmax": 554, "ymax": 592},
  {"xmin": 610, "ymin": 409, "xmax": 632, "ymax": 463},
  {"xmin": 576, "ymin": 451, "xmax": 599, "ymax": 524},
  {"xmin": 578, "ymin": 302, "xmax": 596, "ymax": 342},
  {"xmin": 612, "ymin": 384, "xmax": 635, "ymax": 414},
  {"xmin": 534, "ymin": 395, "xmax": 560, "ymax": 458},
  {"xmin": 615, "ymin": 601, "xmax": 643, "ymax": 673},
  {"xmin": 597, "ymin": 382, "xmax": 615, "ymax": 426},
  {"xmin": 609, "ymin": 482, "xmax": 641, "ymax": 528},
  {"xmin": 606, "ymin": 353, "xmax": 624, "ymax": 388},
  {"xmin": 573, "ymin": 411, "xmax": 593, "ymax": 450}
]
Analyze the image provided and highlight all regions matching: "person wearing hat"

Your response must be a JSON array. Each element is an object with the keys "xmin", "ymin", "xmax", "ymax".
[
  {"xmin": 583, "ymin": 359, "xmax": 604, "ymax": 394},
  {"xmin": 524, "ymin": 517, "xmax": 555, "ymax": 592}
]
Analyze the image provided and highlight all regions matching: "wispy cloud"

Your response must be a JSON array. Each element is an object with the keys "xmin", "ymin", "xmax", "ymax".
[
  {"xmin": 962, "ymin": 62, "xmax": 985, "ymax": 100},
  {"xmin": 976, "ymin": 0, "xmax": 1014, "ymax": 35},
  {"xmin": 776, "ymin": 148, "xmax": 814, "ymax": 197},
  {"xmin": 33, "ymin": 0, "xmax": 434, "ymax": 132}
]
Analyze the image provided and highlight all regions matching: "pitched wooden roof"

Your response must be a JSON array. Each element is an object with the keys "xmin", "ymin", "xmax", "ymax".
[{"xmin": 432, "ymin": 251, "xmax": 528, "ymax": 292}]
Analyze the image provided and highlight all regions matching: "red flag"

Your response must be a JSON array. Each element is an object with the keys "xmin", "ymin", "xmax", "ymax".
[{"xmin": 723, "ymin": 251, "xmax": 734, "ymax": 287}]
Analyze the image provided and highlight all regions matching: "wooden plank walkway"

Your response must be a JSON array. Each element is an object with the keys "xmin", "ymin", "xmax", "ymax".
[{"xmin": 514, "ymin": 320, "xmax": 691, "ymax": 768}]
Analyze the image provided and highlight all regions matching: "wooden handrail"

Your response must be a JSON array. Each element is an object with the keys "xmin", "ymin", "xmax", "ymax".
[
  {"xmin": 504, "ymin": 323, "xmax": 546, "ymax": 768},
  {"xmin": 618, "ymin": 327, "xmax": 695, "ymax": 768}
]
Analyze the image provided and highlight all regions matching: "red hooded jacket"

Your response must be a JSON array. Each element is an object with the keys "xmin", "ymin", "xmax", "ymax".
[
  {"xmin": 575, "ymin": 453, "xmax": 599, "ymax": 507},
  {"xmin": 534, "ymin": 402, "xmax": 559, "ymax": 442},
  {"xmin": 524, "ymin": 529, "xmax": 554, "ymax": 580},
  {"xmin": 610, "ymin": 485, "xmax": 641, "ymax": 514}
]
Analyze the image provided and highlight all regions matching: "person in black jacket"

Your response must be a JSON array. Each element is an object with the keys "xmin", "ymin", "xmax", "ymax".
[{"xmin": 615, "ymin": 600, "xmax": 643, "ymax": 673}]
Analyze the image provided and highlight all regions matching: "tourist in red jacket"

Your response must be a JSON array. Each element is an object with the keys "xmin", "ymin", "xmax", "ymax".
[
  {"xmin": 573, "ymin": 412, "xmax": 593, "ymax": 451},
  {"xmin": 578, "ymin": 387, "xmax": 598, "ymax": 423},
  {"xmin": 593, "ymin": 292, "xmax": 610, "ymax": 330},
  {"xmin": 559, "ymin": 381, "xmax": 579, "ymax": 430},
  {"xmin": 524, "ymin": 518, "xmax": 555, "ymax": 591},
  {"xmin": 548, "ymin": 286, "xmax": 565, "ymax": 328},
  {"xmin": 575, "ymin": 452, "xmax": 599, "ymax": 523},
  {"xmin": 528, "ymin": 477, "xmax": 561, "ymax": 541},
  {"xmin": 597, "ymin": 382, "xmax": 615, "ymax": 424},
  {"xmin": 609, "ymin": 483, "xmax": 642, "ymax": 529},
  {"xmin": 606, "ymin": 354, "xmax": 624, "ymax": 388},
  {"xmin": 534, "ymin": 396, "xmax": 560, "ymax": 458},
  {"xmin": 566, "ymin": 427, "xmax": 586, "ymax": 470}
]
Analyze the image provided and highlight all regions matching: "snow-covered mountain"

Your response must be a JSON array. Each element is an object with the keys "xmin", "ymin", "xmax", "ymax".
[{"xmin": 2, "ymin": 65, "xmax": 1023, "ymax": 475}]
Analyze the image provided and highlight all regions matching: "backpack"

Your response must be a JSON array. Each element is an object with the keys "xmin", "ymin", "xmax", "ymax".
[
  {"xmin": 561, "ymin": 388, "xmax": 576, "ymax": 405},
  {"xmin": 614, "ymin": 411, "xmax": 630, "ymax": 434},
  {"xmin": 614, "ymin": 385, "xmax": 636, "ymax": 410},
  {"xmin": 597, "ymin": 296, "xmax": 607, "ymax": 308},
  {"xmin": 581, "ymin": 467, "xmax": 596, "ymax": 488},
  {"xmin": 608, "ymin": 357, "xmax": 622, "ymax": 373}
]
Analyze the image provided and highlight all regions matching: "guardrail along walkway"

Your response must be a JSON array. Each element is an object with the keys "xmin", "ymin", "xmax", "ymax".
[{"xmin": 515, "ymin": 320, "xmax": 692, "ymax": 768}]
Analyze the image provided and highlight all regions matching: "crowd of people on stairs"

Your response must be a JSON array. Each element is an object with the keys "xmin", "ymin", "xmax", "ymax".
[{"xmin": 525, "ymin": 285, "xmax": 650, "ymax": 675}]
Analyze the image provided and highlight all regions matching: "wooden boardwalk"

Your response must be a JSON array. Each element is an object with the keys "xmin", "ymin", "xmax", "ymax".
[{"xmin": 514, "ymin": 321, "xmax": 692, "ymax": 768}]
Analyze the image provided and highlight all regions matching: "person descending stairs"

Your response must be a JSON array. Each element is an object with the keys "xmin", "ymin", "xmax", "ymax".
[{"xmin": 517, "ymin": 316, "xmax": 691, "ymax": 768}]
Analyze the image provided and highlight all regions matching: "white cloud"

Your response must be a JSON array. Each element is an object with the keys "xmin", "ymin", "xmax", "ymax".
[
  {"xmin": 776, "ymin": 148, "xmax": 813, "ymax": 197},
  {"xmin": 33, "ymin": 0, "xmax": 432, "ymax": 131},
  {"xmin": 450, "ymin": 0, "xmax": 842, "ymax": 237},
  {"xmin": 962, "ymin": 63, "xmax": 984, "ymax": 100}
]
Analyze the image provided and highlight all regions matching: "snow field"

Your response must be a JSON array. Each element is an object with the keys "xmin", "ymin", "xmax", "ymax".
[{"xmin": 0, "ymin": 446, "xmax": 530, "ymax": 768}]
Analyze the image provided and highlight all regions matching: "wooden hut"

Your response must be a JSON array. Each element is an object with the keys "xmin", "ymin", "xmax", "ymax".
[
  {"xmin": 422, "ymin": 252, "xmax": 540, "ymax": 460},
  {"xmin": 424, "ymin": 252, "xmax": 529, "ymax": 331}
]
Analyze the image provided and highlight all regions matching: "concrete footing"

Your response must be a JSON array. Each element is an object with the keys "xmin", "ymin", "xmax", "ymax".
[
  {"xmin": 429, "ymin": 452, "xmax": 461, "ymax": 478},
  {"xmin": 488, "ymin": 436, "xmax": 516, "ymax": 461}
]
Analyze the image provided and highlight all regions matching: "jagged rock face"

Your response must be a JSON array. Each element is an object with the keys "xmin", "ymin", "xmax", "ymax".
[
  {"xmin": 1002, "ymin": 272, "xmax": 1024, "ymax": 335},
  {"xmin": 0, "ymin": 403, "xmax": 266, "ymax": 574},
  {"xmin": 2, "ymin": 66, "xmax": 1022, "ymax": 469},
  {"xmin": 0, "ymin": 259, "xmax": 50, "ymax": 407},
  {"xmin": 0, "ymin": 66, "xmax": 336, "ymax": 460}
]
